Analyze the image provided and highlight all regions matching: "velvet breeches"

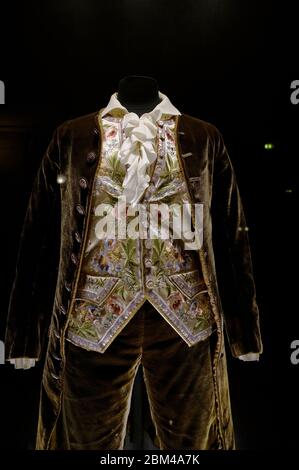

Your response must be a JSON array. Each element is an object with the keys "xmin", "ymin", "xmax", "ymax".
[{"xmin": 49, "ymin": 300, "xmax": 224, "ymax": 450}]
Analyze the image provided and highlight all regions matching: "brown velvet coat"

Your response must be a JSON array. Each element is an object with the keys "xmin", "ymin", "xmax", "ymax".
[{"xmin": 5, "ymin": 111, "xmax": 262, "ymax": 449}]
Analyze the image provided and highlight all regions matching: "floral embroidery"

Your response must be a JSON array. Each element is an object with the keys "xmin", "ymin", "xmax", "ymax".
[
  {"xmin": 106, "ymin": 127, "xmax": 117, "ymax": 139},
  {"xmin": 167, "ymin": 292, "xmax": 184, "ymax": 312},
  {"xmin": 103, "ymin": 151, "xmax": 126, "ymax": 184},
  {"xmin": 67, "ymin": 116, "xmax": 215, "ymax": 352},
  {"xmin": 106, "ymin": 295, "xmax": 125, "ymax": 315}
]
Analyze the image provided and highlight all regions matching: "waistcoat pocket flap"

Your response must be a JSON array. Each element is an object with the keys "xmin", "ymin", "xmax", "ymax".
[
  {"xmin": 76, "ymin": 273, "xmax": 121, "ymax": 305},
  {"xmin": 168, "ymin": 269, "xmax": 207, "ymax": 300}
]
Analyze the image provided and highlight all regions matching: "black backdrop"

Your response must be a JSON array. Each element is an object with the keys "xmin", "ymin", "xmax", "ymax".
[{"xmin": 0, "ymin": 0, "xmax": 298, "ymax": 452}]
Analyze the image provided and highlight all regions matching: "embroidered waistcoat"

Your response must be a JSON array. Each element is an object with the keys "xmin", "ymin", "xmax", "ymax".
[{"xmin": 66, "ymin": 113, "xmax": 216, "ymax": 352}]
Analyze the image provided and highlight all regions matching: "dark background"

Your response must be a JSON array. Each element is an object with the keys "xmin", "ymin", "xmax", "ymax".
[{"xmin": 0, "ymin": 0, "xmax": 298, "ymax": 451}]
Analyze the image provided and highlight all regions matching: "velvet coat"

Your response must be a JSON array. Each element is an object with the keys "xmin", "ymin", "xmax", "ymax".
[{"xmin": 5, "ymin": 111, "xmax": 263, "ymax": 449}]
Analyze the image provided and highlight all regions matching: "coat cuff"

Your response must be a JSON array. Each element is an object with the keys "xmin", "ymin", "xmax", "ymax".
[
  {"xmin": 229, "ymin": 338, "xmax": 263, "ymax": 358},
  {"xmin": 5, "ymin": 338, "xmax": 41, "ymax": 362}
]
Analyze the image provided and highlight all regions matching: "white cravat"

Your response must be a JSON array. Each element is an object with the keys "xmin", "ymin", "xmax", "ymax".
[
  {"xmin": 119, "ymin": 109, "xmax": 161, "ymax": 206},
  {"xmin": 100, "ymin": 91, "xmax": 181, "ymax": 206}
]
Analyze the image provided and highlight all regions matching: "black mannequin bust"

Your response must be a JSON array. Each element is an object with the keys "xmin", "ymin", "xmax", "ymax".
[{"xmin": 117, "ymin": 75, "xmax": 162, "ymax": 116}]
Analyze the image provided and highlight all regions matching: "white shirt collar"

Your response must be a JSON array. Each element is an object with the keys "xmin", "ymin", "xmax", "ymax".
[{"xmin": 101, "ymin": 91, "xmax": 181, "ymax": 119}]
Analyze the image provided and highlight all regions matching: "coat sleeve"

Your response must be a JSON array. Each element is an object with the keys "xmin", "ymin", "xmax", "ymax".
[
  {"xmin": 5, "ymin": 128, "xmax": 61, "ymax": 361},
  {"xmin": 211, "ymin": 131, "xmax": 263, "ymax": 357}
]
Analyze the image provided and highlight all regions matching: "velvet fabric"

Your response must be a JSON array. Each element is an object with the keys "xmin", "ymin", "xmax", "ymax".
[
  {"xmin": 48, "ymin": 300, "xmax": 233, "ymax": 450},
  {"xmin": 5, "ymin": 110, "xmax": 262, "ymax": 449}
]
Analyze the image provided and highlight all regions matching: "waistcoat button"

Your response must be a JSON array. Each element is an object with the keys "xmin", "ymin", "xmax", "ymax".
[
  {"xmin": 148, "ymin": 183, "xmax": 155, "ymax": 191},
  {"xmin": 144, "ymin": 258, "xmax": 152, "ymax": 268},
  {"xmin": 144, "ymin": 239, "xmax": 151, "ymax": 249},
  {"xmin": 146, "ymin": 279, "xmax": 154, "ymax": 289}
]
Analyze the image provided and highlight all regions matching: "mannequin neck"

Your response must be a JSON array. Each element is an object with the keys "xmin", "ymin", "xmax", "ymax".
[{"xmin": 117, "ymin": 75, "xmax": 161, "ymax": 116}]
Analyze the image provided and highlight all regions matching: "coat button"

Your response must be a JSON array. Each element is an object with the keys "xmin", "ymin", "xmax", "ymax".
[
  {"xmin": 93, "ymin": 127, "xmax": 99, "ymax": 135},
  {"xmin": 76, "ymin": 204, "xmax": 85, "ymax": 215},
  {"xmin": 59, "ymin": 305, "xmax": 67, "ymax": 315},
  {"xmin": 71, "ymin": 253, "xmax": 78, "ymax": 265},
  {"xmin": 86, "ymin": 152, "xmax": 96, "ymax": 163},
  {"xmin": 74, "ymin": 231, "xmax": 82, "ymax": 243},
  {"xmin": 79, "ymin": 177, "xmax": 88, "ymax": 189},
  {"xmin": 64, "ymin": 281, "xmax": 72, "ymax": 292}
]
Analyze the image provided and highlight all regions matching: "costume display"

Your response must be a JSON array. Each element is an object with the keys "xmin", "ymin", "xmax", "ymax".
[{"xmin": 5, "ymin": 76, "xmax": 262, "ymax": 450}]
